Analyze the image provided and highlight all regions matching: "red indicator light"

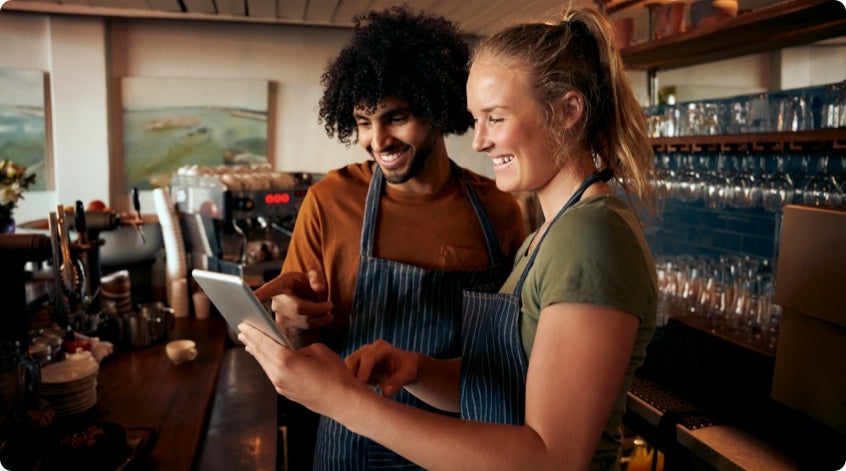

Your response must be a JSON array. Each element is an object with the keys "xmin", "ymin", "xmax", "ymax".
[{"xmin": 265, "ymin": 193, "xmax": 291, "ymax": 205}]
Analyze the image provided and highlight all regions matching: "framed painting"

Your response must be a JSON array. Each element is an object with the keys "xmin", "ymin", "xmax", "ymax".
[
  {"xmin": 121, "ymin": 76, "xmax": 269, "ymax": 190},
  {"xmin": 0, "ymin": 67, "xmax": 50, "ymax": 191}
]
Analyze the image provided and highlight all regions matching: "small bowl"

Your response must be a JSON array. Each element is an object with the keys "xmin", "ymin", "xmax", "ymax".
[
  {"xmin": 690, "ymin": 0, "xmax": 738, "ymax": 29},
  {"xmin": 166, "ymin": 339, "xmax": 198, "ymax": 365}
]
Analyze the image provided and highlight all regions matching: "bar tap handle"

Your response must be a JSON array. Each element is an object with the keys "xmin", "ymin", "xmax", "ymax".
[
  {"xmin": 49, "ymin": 210, "xmax": 71, "ymax": 321},
  {"xmin": 73, "ymin": 200, "xmax": 97, "ymax": 309},
  {"xmin": 74, "ymin": 200, "xmax": 88, "ymax": 243},
  {"xmin": 131, "ymin": 187, "xmax": 146, "ymax": 244}
]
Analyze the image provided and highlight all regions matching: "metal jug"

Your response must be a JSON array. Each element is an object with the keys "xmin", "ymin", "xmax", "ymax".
[{"xmin": 126, "ymin": 302, "xmax": 174, "ymax": 348}]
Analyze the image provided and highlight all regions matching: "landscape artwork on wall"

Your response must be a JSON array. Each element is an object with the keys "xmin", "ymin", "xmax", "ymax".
[
  {"xmin": 0, "ymin": 68, "xmax": 49, "ymax": 191},
  {"xmin": 121, "ymin": 76, "xmax": 269, "ymax": 190}
]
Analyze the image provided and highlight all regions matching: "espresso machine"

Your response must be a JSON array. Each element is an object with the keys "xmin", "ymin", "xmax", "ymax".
[
  {"xmin": 170, "ymin": 165, "xmax": 320, "ymax": 285},
  {"xmin": 0, "ymin": 233, "xmax": 54, "ymax": 349}
]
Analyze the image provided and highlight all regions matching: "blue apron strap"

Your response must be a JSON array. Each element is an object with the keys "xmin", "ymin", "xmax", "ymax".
[
  {"xmin": 511, "ymin": 168, "xmax": 613, "ymax": 296},
  {"xmin": 451, "ymin": 161, "xmax": 505, "ymax": 268},
  {"xmin": 359, "ymin": 165, "xmax": 384, "ymax": 258}
]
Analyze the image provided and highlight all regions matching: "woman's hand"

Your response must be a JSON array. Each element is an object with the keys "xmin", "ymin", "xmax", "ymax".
[
  {"xmin": 346, "ymin": 340, "xmax": 420, "ymax": 398},
  {"xmin": 255, "ymin": 270, "xmax": 334, "ymax": 334},
  {"xmin": 238, "ymin": 322, "xmax": 365, "ymax": 419}
]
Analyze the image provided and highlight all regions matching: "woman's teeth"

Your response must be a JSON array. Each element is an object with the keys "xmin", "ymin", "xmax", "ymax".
[{"xmin": 493, "ymin": 156, "xmax": 514, "ymax": 166}]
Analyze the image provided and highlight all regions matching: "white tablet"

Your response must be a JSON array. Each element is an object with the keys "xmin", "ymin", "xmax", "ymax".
[{"xmin": 192, "ymin": 269, "xmax": 293, "ymax": 348}]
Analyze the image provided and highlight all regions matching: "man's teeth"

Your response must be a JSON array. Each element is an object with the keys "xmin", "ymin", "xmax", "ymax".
[
  {"xmin": 380, "ymin": 147, "xmax": 408, "ymax": 162},
  {"xmin": 493, "ymin": 156, "xmax": 515, "ymax": 166}
]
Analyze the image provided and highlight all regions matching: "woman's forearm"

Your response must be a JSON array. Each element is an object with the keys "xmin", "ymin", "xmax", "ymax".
[
  {"xmin": 403, "ymin": 356, "xmax": 462, "ymax": 413},
  {"xmin": 337, "ymin": 389, "xmax": 551, "ymax": 471}
]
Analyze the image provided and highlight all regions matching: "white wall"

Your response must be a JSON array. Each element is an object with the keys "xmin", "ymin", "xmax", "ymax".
[
  {"xmin": 0, "ymin": 11, "xmax": 843, "ymax": 224},
  {"xmin": 0, "ymin": 13, "xmax": 485, "ymax": 223}
]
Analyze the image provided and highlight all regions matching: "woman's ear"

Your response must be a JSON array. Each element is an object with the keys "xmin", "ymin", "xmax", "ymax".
[{"xmin": 558, "ymin": 90, "xmax": 584, "ymax": 131}]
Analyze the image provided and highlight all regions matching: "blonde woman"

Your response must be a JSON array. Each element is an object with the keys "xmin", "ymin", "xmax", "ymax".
[{"xmin": 241, "ymin": 7, "xmax": 657, "ymax": 470}]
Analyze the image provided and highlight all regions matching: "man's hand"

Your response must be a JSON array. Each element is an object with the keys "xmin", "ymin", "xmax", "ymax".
[{"xmin": 255, "ymin": 270, "xmax": 334, "ymax": 336}]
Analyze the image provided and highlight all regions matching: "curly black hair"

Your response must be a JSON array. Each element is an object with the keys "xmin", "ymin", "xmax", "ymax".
[{"xmin": 318, "ymin": 6, "xmax": 473, "ymax": 145}]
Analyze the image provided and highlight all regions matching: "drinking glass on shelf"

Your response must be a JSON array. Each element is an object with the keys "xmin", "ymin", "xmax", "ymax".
[
  {"xmin": 724, "ymin": 153, "xmax": 755, "ymax": 209},
  {"xmin": 773, "ymin": 91, "xmax": 806, "ymax": 132},
  {"xmin": 802, "ymin": 85, "xmax": 826, "ymax": 131},
  {"xmin": 729, "ymin": 95, "xmax": 750, "ymax": 133},
  {"xmin": 838, "ymin": 155, "xmax": 846, "ymax": 197},
  {"xmin": 790, "ymin": 154, "xmax": 812, "ymax": 204},
  {"xmin": 675, "ymin": 154, "xmax": 702, "ymax": 203},
  {"xmin": 771, "ymin": 92, "xmax": 791, "ymax": 132},
  {"xmin": 802, "ymin": 154, "xmax": 844, "ymax": 207},
  {"xmin": 748, "ymin": 93, "xmax": 774, "ymax": 133},
  {"xmin": 663, "ymin": 105, "xmax": 682, "ymax": 137},
  {"xmin": 762, "ymin": 155, "xmax": 795, "ymax": 212},
  {"xmin": 702, "ymin": 154, "xmax": 730, "ymax": 209},
  {"xmin": 821, "ymin": 80, "xmax": 846, "ymax": 129},
  {"xmin": 727, "ymin": 276, "xmax": 758, "ymax": 334}
]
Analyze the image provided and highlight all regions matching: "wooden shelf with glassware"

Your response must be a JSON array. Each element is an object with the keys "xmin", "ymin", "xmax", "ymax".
[
  {"xmin": 612, "ymin": 0, "xmax": 846, "ymax": 72},
  {"xmin": 650, "ymin": 127, "xmax": 846, "ymax": 152}
]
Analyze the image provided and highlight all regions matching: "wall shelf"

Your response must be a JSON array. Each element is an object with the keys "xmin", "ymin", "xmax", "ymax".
[
  {"xmin": 651, "ymin": 128, "xmax": 846, "ymax": 152},
  {"xmin": 621, "ymin": 0, "xmax": 846, "ymax": 71}
]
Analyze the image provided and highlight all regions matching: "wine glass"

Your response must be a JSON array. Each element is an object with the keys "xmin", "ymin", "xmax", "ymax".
[
  {"xmin": 702, "ymin": 154, "xmax": 730, "ymax": 209},
  {"xmin": 762, "ymin": 154, "xmax": 795, "ymax": 212},
  {"xmin": 802, "ymin": 154, "xmax": 844, "ymax": 206}
]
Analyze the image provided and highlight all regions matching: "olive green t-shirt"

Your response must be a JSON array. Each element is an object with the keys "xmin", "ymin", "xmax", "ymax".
[{"xmin": 499, "ymin": 194, "xmax": 657, "ymax": 469}]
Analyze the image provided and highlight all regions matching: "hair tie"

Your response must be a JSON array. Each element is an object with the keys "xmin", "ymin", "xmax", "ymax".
[{"xmin": 560, "ymin": 19, "xmax": 591, "ymax": 38}]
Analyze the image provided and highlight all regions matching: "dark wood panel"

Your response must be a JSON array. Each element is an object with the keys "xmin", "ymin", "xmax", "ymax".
[
  {"xmin": 650, "ymin": 128, "xmax": 846, "ymax": 151},
  {"xmin": 621, "ymin": 0, "xmax": 846, "ymax": 71}
]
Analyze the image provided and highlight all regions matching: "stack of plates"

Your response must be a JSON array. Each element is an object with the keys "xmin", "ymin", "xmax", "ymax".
[
  {"xmin": 101, "ymin": 270, "xmax": 133, "ymax": 316},
  {"xmin": 40, "ymin": 358, "xmax": 100, "ymax": 416}
]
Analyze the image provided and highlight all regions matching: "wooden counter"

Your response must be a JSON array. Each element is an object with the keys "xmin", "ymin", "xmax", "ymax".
[{"xmin": 95, "ymin": 317, "xmax": 227, "ymax": 469}]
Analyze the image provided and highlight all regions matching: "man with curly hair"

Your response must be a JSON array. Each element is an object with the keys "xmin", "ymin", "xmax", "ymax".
[{"xmin": 257, "ymin": 6, "xmax": 526, "ymax": 469}]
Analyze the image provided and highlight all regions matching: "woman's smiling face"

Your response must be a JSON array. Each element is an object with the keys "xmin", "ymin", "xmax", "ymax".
[{"xmin": 467, "ymin": 59, "xmax": 560, "ymax": 194}]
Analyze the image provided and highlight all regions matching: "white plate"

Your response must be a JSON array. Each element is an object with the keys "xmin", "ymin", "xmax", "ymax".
[{"xmin": 41, "ymin": 359, "xmax": 99, "ymax": 384}]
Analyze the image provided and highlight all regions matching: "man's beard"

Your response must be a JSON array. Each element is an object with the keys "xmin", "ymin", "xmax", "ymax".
[{"xmin": 381, "ymin": 127, "xmax": 440, "ymax": 184}]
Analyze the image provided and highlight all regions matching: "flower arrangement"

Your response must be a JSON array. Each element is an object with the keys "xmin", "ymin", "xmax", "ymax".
[{"xmin": 0, "ymin": 159, "xmax": 37, "ymax": 232}]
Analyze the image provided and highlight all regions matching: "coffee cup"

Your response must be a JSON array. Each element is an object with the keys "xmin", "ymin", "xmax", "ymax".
[
  {"xmin": 165, "ymin": 339, "xmax": 198, "ymax": 365},
  {"xmin": 192, "ymin": 290, "xmax": 211, "ymax": 320}
]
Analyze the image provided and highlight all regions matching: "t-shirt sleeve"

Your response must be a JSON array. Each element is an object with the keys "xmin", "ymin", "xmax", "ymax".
[
  {"xmin": 281, "ymin": 182, "xmax": 326, "ymax": 274},
  {"xmin": 530, "ymin": 204, "xmax": 655, "ymax": 322}
]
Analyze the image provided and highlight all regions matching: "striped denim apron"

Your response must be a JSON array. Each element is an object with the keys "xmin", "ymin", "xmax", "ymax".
[
  {"xmin": 460, "ymin": 169, "xmax": 613, "ymax": 425},
  {"xmin": 314, "ymin": 163, "xmax": 510, "ymax": 470}
]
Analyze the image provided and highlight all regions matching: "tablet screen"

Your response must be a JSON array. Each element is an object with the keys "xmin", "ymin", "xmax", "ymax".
[{"xmin": 192, "ymin": 269, "xmax": 293, "ymax": 348}]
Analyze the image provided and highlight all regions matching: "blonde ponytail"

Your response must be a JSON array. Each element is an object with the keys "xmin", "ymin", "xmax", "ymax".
[{"xmin": 472, "ymin": 7, "xmax": 657, "ymax": 218}]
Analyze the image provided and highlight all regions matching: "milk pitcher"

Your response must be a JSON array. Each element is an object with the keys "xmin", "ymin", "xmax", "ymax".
[{"xmin": 126, "ymin": 302, "xmax": 175, "ymax": 348}]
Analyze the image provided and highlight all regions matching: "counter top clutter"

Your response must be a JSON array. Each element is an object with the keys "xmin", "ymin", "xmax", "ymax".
[
  {"xmin": 2, "ymin": 317, "xmax": 228, "ymax": 470},
  {"xmin": 96, "ymin": 317, "xmax": 227, "ymax": 469}
]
